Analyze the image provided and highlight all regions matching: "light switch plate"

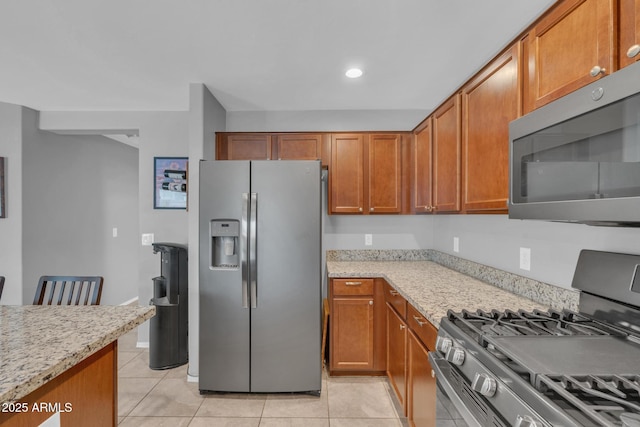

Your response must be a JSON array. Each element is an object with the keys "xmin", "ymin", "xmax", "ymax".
[
  {"xmin": 365, "ymin": 234, "xmax": 373, "ymax": 246},
  {"xmin": 453, "ymin": 237, "xmax": 459, "ymax": 253},
  {"xmin": 141, "ymin": 233, "xmax": 154, "ymax": 246},
  {"xmin": 520, "ymin": 247, "xmax": 531, "ymax": 271}
]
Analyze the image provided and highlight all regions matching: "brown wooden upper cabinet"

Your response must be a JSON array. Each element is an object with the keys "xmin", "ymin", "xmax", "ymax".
[
  {"xmin": 330, "ymin": 133, "xmax": 365, "ymax": 213},
  {"xmin": 273, "ymin": 133, "xmax": 325, "ymax": 161},
  {"xmin": 431, "ymin": 94, "xmax": 461, "ymax": 213},
  {"xmin": 523, "ymin": 0, "xmax": 616, "ymax": 113},
  {"xmin": 329, "ymin": 133, "xmax": 407, "ymax": 214},
  {"xmin": 216, "ymin": 133, "xmax": 272, "ymax": 160},
  {"xmin": 620, "ymin": 0, "xmax": 640, "ymax": 68},
  {"xmin": 411, "ymin": 119, "xmax": 433, "ymax": 213},
  {"xmin": 216, "ymin": 133, "xmax": 329, "ymax": 167},
  {"xmin": 461, "ymin": 43, "xmax": 521, "ymax": 213}
]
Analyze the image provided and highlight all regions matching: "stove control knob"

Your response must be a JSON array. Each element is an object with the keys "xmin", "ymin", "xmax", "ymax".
[
  {"xmin": 435, "ymin": 337, "xmax": 453, "ymax": 354},
  {"xmin": 515, "ymin": 415, "xmax": 540, "ymax": 427},
  {"xmin": 445, "ymin": 348, "xmax": 465, "ymax": 365},
  {"xmin": 471, "ymin": 373, "xmax": 497, "ymax": 397}
]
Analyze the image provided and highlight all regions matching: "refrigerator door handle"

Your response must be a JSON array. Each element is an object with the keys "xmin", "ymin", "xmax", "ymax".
[
  {"xmin": 250, "ymin": 192, "xmax": 258, "ymax": 309},
  {"xmin": 241, "ymin": 193, "xmax": 250, "ymax": 309}
]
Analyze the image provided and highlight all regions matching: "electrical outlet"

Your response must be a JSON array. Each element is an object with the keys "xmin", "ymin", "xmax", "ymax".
[
  {"xmin": 365, "ymin": 234, "xmax": 373, "ymax": 246},
  {"xmin": 112, "ymin": 227, "xmax": 118, "ymax": 238},
  {"xmin": 520, "ymin": 247, "xmax": 531, "ymax": 271},
  {"xmin": 141, "ymin": 233, "xmax": 154, "ymax": 246},
  {"xmin": 453, "ymin": 237, "xmax": 459, "ymax": 253}
]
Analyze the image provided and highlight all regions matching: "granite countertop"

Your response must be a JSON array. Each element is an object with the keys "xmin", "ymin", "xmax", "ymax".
[
  {"xmin": 0, "ymin": 305, "xmax": 155, "ymax": 403},
  {"xmin": 327, "ymin": 260, "xmax": 549, "ymax": 329}
]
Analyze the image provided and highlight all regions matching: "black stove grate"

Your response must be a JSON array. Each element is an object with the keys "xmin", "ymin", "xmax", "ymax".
[{"xmin": 538, "ymin": 374, "xmax": 640, "ymax": 426}]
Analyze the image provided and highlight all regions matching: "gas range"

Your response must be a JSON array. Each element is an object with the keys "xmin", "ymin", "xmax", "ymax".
[{"xmin": 429, "ymin": 250, "xmax": 640, "ymax": 427}]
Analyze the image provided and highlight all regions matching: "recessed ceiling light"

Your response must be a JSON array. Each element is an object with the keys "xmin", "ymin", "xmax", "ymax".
[{"xmin": 345, "ymin": 68, "xmax": 363, "ymax": 78}]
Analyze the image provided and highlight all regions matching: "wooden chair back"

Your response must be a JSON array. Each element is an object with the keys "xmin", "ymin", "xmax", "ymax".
[{"xmin": 33, "ymin": 276, "xmax": 104, "ymax": 305}]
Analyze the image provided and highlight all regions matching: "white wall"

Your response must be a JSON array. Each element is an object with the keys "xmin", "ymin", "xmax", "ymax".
[
  {"xmin": 431, "ymin": 215, "xmax": 640, "ymax": 289},
  {"xmin": 22, "ymin": 110, "xmax": 139, "ymax": 304},
  {"xmin": 226, "ymin": 109, "xmax": 428, "ymax": 132},
  {"xmin": 324, "ymin": 214, "xmax": 433, "ymax": 250},
  {"xmin": 188, "ymin": 83, "xmax": 226, "ymax": 378},
  {"xmin": 0, "ymin": 102, "xmax": 24, "ymax": 304}
]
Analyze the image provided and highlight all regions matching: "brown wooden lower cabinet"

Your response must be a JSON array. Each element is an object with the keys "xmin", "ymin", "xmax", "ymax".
[
  {"xmin": 329, "ymin": 277, "xmax": 437, "ymax": 426},
  {"xmin": 0, "ymin": 342, "xmax": 117, "ymax": 427},
  {"xmin": 386, "ymin": 302, "xmax": 408, "ymax": 412},
  {"xmin": 408, "ymin": 330, "xmax": 437, "ymax": 427}
]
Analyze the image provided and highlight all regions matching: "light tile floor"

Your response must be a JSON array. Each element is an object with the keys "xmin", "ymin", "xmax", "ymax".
[{"xmin": 117, "ymin": 329, "xmax": 464, "ymax": 426}]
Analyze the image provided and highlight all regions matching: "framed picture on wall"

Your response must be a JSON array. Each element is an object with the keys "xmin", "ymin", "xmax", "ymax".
[
  {"xmin": 154, "ymin": 157, "xmax": 188, "ymax": 209},
  {"xmin": 0, "ymin": 157, "xmax": 5, "ymax": 218}
]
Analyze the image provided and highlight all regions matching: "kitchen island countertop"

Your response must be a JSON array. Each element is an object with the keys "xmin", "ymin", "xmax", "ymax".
[
  {"xmin": 327, "ymin": 260, "xmax": 549, "ymax": 328},
  {"xmin": 0, "ymin": 305, "xmax": 155, "ymax": 403}
]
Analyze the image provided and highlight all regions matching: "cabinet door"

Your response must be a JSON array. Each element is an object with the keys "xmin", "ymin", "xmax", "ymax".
[
  {"xmin": 462, "ymin": 44, "xmax": 520, "ymax": 213},
  {"xmin": 432, "ymin": 95, "xmax": 461, "ymax": 213},
  {"xmin": 620, "ymin": 0, "xmax": 640, "ymax": 68},
  {"xmin": 367, "ymin": 134, "xmax": 402, "ymax": 214},
  {"xmin": 330, "ymin": 297, "xmax": 374, "ymax": 371},
  {"xmin": 523, "ymin": 0, "xmax": 616, "ymax": 112},
  {"xmin": 274, "ymin": 134, "xmax": 323, "ymax": 161},
  {"xmin": 408, "ymin": 331, "xmax": 436, "ymax": 427},
  {"xmin": 387, "ymin": 303, "xmax": 407, "ymax": 412},
  {"xmin": 412, "ymin": 119, "xmax": 433, "ymax": 213},
  {"xmin": 216, "ymin": 134, "xmax": 272, "ymax": 160},
  {"xmin": 330, "ymin": 134, "xmax": 365, "ymax": 213}
]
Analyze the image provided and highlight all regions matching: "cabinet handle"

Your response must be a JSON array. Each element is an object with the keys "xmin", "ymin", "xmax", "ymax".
[
  {"xmin": 628, "ymin": 44, "xmax": 640, "ymax": 59},
  {"xmin": 388, "ymin": 289, "xmax": 399, "ymax": 296},
  {"xmin": 431, "ymin": 370, "xmax": 435, "ymax": 378},
  {"xmin": 400, "ymin": 324, "xmax": 406, "ymax": 330},
  {"xmin": 413, "ymin": 315, "xmax": 428, "ymax": 327},
  {"xmin": 345, "ymin": 281, "xmax": 362, "ymax": 286},
  {"xmin": 590, "ymin": 65, "xmax": 606, "ymax": 77}
]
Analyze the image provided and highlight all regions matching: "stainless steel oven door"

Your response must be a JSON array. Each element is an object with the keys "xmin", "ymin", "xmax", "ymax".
[
  {"xmin": 429, "ymin": 352, "xmax": 488, "ymax": 427},
  {"xmin": 428, "ymin": 351, "xmax": 552, "ymax": 427}
]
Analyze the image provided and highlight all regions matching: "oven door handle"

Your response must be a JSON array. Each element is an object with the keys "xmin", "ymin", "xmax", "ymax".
[{"xmin": 429, "ymin": 351, "xmax": 483, "ymax": 427}]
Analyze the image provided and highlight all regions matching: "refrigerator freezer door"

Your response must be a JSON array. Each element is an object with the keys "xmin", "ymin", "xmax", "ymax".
[
  {"xmin": 249, "ymin": 160, "xmax": 322, "ymax": 392},
  {"xmin": 199, "ymin": 160, "xmax": 251, "ymax": 392}
]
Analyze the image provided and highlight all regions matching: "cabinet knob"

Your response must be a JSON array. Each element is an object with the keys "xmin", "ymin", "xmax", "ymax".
[
  {"xmin": 628, "ymin": 44, "xmax": 640, "ymax": 59},
  {"xmin": 431, "ymin": 370, "xmax": 435, "ymax": 378},
  {"xmin": 369, "ymin": 300, "xmax": 373, "ymax": 305},
  {"xmin": 400, "ymin": 324, "xmax": 406, "ymax": 330},
  {"xmin": 370, "ymin": 207, "xmax": 374, "ymax": 212},
  {"xmin": 590, "ymin": 65, "xmax": 606, "ymax": 77},
  {"xmin": 426, "ymin": 206, "xmax": 433, "ymax": 212},
  {"xmin": 359, "ymin": 207, "xmax": 363, "ymax": 212}
]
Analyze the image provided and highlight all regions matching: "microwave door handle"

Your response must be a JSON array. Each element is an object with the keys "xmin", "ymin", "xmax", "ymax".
[
  {"xmin": 249, "ymin": 192, "xmax": 258, "ymax": 309},
  {"xmin": 241, "ymin": 193, "xmax": 249, "ymax": 309}
]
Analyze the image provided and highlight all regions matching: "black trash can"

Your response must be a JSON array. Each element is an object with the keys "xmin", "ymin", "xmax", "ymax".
[{"xmin": 149, "ymin": 243, "xmax": 188, "ymax": 370}]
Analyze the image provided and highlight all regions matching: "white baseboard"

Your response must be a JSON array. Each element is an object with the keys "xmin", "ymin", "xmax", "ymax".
[
  {"xmin": 187, "ymin": 374, "xmax": 198, "ymax": 383},
  {"xmin": 120, "ymin": 297, "xmax": 139, "ymax": 306}
]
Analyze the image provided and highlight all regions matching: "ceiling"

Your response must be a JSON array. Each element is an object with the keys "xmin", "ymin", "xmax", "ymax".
[{"xmin": 0, "ymin": 0, "xmax": 556, "ymax": 113}]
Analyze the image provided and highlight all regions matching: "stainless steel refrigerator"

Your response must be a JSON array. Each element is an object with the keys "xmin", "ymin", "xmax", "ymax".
[{"xmin": 199, "ymin": 160, "xmax": 322, "ymax": 394}]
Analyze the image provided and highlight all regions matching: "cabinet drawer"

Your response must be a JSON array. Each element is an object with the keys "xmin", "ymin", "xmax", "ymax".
[
  {"xmin": 384, "ymin": 282, "xmax": 407, "ymax": 319},
  {"xmin": 407, "ymin": 304, "xmax": 437, "ymax": 350},
  {"xmin": 332, "ymin": 278, "xmax": 374, "ymax": 296}
]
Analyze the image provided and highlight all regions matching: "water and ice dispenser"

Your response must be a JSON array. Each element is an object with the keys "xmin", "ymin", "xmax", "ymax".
[
  {"xmin": 149, "ymin": 243, "xmax": 188, "ymax": 370},
  {"xmin": 210, "ymin": 220, "xmax": 239, "ymax": 269}
]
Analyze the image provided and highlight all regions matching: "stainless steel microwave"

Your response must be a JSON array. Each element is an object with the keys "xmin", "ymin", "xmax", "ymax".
[{"xmin": 509, "ymin": 60, "xmax": 640, "ymax": 227}]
